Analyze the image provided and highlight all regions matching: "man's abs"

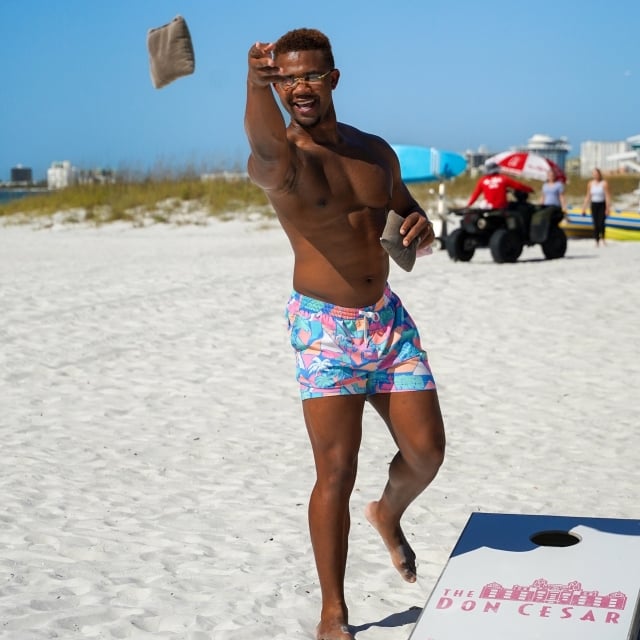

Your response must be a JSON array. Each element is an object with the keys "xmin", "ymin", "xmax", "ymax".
[{"xmin": 278, "ymin": 204, "xmax": 391, "ymax": 307}]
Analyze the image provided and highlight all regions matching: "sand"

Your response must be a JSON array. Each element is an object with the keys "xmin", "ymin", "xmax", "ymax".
[{"xmin": 1, "ymin": 218, "xmax": 638, "ymax": 639}]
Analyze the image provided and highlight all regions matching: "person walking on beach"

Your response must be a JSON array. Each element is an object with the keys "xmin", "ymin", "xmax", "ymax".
[
  {"xmin": 244, "ymin": 28, "xmax": 445, "ymax": 640},
  {"xmin": 582, "ymin": 167, "xmax": 611, "ymax": 246},
  {"xmin": 541, "ymin": 169, "xmax": 566, "ymax": 210},
  {"xmin": 466, "ymin": 161, "xmax": 533, "ymax": 209}
]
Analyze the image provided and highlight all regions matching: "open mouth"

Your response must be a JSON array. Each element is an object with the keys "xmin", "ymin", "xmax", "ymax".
[{"xmin": 292, "ymin": 97, "xmax": 317, "ymax": 116}]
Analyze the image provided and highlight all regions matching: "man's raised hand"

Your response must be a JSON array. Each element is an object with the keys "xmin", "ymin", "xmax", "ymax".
[{"xmin": 248, "ymin": 42, "xmax": 280, "ymax": 88}]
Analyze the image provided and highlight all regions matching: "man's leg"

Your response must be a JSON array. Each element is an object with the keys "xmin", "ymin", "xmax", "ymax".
[
  {"xmin": 302, "ymin": 394, "xmax": 367, "ymax": 640},
  {"xmin": 366, "ymin": 389, "xmax": 445, "ymax": 581}
]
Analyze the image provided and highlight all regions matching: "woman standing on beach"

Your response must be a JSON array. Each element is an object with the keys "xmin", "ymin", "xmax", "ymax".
[
  {"xmin": 541, "ymin": 169, "xmax": 566, "ymax": 210},
  {"xmin": 582, "ymin": 168, "xmax": 611, "ymax": 246}
]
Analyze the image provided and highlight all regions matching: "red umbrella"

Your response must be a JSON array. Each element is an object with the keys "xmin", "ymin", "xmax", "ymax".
[{"xmin": 486, "ymin": 151, "xmax": 567, "ymax": 182}]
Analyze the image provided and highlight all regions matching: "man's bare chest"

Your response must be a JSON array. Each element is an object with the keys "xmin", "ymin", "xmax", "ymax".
[{"xmin": 297, "ymin": 150, "xmax": 391, "ymax": 210}]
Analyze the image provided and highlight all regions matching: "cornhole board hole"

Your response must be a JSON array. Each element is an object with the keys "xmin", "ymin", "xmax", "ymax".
[{"xmin": 410, "ymin": 513, "xmax": 640, "ymax": 640}]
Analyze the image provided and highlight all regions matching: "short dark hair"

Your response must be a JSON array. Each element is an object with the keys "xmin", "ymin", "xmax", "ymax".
[{"xmin": 274, "ymin": 28, "xmax": 335, "ymax": 69}]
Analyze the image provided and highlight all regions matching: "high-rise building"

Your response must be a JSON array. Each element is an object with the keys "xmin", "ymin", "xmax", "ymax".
[
  {"xmin": 525, "ymin": 134, "xmax": 571, "ymax": 171},
  {"xmin": 10, "ymin": 165, "xmax": 33, "ymax": 184},
  {"xmin": 47, "ymin": 161, "xmax": 77, "ymax": 189},
  {"xmin": 580, "ymin": 140, "xmax": 634, "ymax": 177}
]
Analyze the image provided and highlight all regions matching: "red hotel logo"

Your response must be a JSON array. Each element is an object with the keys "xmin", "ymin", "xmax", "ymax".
[
  {"xmin": 435, "ymin": 579, "xmax": 629, "ymax": 625},
  {"xmin": 480, "ymin": 579, "xmax": 627, "ymax": 610}
]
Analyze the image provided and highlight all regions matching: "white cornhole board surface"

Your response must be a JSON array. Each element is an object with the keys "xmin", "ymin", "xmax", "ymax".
[{"xmin": 411, "ymin": 513, "xmax": 640, "ymax": 640}]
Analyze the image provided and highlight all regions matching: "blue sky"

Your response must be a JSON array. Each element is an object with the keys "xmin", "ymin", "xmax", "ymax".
[{"xmin": 1, "ymin": 0, "xmax": 638, "ymax": 182}]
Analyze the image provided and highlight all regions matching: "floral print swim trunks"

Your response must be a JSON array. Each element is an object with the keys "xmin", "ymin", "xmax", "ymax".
[{"xmin": 285, "ymin": 285, "xmax": 436, "ymax": 400}]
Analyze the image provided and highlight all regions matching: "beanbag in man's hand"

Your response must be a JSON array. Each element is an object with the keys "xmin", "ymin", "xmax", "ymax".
[
  {"xmin": 147, "ymin": 15, "xmax": 195, "ymax": 89},
  {"xmin": 380, "ymin": 210, "xmax": 418, "ymax": 272}
]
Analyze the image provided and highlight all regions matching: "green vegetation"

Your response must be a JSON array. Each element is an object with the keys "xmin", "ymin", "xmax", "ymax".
[
  {"xmin": 1, "ymin": 173, "xmax": 638, "ymax": 225},
  {"xmin": 0, "ymin": 175, "xmax": 272, "ymax": 224}
]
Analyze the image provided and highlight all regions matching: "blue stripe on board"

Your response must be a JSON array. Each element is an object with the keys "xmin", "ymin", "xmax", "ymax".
[
  {"xmin": 451, "ymin": 512, "xmax": 640, "ymax": 557},
  {"xmin": 565, "ymin": 212, "xmax": 640, "ymax": 231}
]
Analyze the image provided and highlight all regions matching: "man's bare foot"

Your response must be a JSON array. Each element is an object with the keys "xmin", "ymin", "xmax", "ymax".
[
  {"xmin": 365, "ymin": 500, "xmax": 417, "ymax": 582},
  {"xmin": 316, "ymin": 619, "xmax": 354, "ymax": 640}
]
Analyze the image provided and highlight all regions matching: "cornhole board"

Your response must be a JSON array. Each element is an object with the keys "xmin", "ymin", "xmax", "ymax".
[{"xmin": 410, "ymin": 513, "xmax": 640, "ymax": 639}]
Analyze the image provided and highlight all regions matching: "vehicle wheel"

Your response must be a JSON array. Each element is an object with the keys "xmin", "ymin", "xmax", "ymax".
[
  {"xmin": 489, "ymin": 229, "xmax": 523, "ymax": 263},
  {"xmin": 541, "ymin": 226, "xmax": 567, "ymax": 259},
  {"xmin": 446, "ymin": 228, "xmax": 475, "ymax": 262}
]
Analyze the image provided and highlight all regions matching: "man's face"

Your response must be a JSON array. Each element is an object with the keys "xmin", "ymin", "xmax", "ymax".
[{"xmin": 273, "ymin": 49, "xmax": 338, "ymax": 128}]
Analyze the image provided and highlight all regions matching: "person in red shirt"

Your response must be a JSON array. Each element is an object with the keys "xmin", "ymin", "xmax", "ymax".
[{"xmin": 467, "ymin": 162, "xmax": 533, "ymax": 209}]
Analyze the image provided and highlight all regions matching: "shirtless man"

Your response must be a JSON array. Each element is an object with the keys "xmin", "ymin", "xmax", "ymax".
[{"xmin": 244, "ymin": 28, "xmax": 445, "ymax": 640}]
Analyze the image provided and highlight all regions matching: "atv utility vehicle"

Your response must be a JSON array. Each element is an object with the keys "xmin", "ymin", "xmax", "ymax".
[{"xmin": 446, "ymin": 190, "xmax": 567, "ymax": 263}]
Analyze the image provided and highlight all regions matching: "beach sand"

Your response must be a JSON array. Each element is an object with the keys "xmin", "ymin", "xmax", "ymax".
[{"xmin": 1, "ymin": 218, "xmax": 638, "ymax": 639}]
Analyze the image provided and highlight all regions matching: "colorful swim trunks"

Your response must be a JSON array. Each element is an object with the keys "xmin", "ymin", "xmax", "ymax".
[{"xmin": 285, "ymin": 285, "xmax": 436, "ymax": 400}]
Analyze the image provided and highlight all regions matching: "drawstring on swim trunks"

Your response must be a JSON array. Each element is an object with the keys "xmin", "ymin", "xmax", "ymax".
[{"xmin": 358, "ymin": 310, "xmax": 380, "ymax": 341}]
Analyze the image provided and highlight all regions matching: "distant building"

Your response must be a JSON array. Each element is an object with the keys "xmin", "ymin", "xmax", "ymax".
[
  {"xmin": 10, "ymin": 164, "xmax": 33, "ymax": 184},
  {"xmin": 201, "ymin": 170, "xmax": 250, "ymax": 182},
  {"xmin": 628, "ymin": 134, "xmax": 640, "ymax": 152},
  {"xmin": 579, "ymin": 139, "xmax": 637, "ymax": 177},
  {"xmin": 463, "ymin": 146, "xmax": 494, "ymax": 175},
  {"xmin": 599, "ymin": 133, "xmax": 640, "ymax": 174},
  {"xmin": 47, "ymin": 161, "xmax": 77, "ymax": 189},
  {"xmin": 524, "ymin": 134, "xmax": 571, "ymax": 171},
  {"xmin": 76, "ymin": 168, "xmax": 116, "ymax": 185}
]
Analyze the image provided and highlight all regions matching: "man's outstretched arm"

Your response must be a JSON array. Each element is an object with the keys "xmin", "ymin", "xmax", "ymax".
[{"xmin": 244, "ymin": 42, "xmax": 291, "ymax": 191}]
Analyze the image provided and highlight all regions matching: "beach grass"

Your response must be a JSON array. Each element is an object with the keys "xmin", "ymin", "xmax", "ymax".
[
  {"xmin": 0, "ymin": 175, "xmax": 271, "ymax": 223},
  {"xmin": 1, "ymin": 173, "xmax": 638, "ymax": 224}
]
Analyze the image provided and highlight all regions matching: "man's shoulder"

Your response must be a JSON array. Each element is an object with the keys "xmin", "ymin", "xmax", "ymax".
[{"xmin": 338, "ymin": 122, "xmax": 389, "ymax": 149}]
